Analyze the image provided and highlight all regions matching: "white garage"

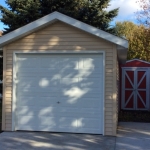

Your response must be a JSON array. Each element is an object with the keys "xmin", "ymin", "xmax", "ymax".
[
  {"xmin": 14, "ymin": 53, "xmax": 104, "ymax": 134},
  {"xmin": 0, "ymin": 12, "xmax": 128, "ymax": 136}
]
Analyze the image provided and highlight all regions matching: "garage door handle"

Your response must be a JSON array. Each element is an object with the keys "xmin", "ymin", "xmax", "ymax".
[{"xmin": 57, "ymin": 101, "xmax": 60, "ymax": 104}]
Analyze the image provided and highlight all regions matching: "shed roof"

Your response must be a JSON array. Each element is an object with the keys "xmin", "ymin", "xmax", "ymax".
[
  {"xmin": 121, "ymin": 59, "xmax": 150, "ymax": 67},
  {"xmin": 0, "ymin": 11, "xmax": 128, "ymax": 63}
]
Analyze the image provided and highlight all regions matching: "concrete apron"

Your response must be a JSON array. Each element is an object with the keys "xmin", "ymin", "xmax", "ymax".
[
  {"xmin": 116, "ymin": 122, "xmax": 150, "ymax": 150},
  {"xmin": 1, "ymin": 122, "xmax": 150, "ymax": 150},
  {"xmin": 0, "ymin": 132, "xmax": 115, "ymax": 150}
]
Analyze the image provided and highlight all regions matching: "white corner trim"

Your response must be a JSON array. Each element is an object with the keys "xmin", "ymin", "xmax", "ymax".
[
  {"xmin": 0, "ymin": 11, "xmax": 128, "ymax": 48},
  {"xmin": 102, "ymin": 51, "xmax": 105, "ymax": 136},
  {"xmin": 12, "ymin": 50, "xmax": 106, "ymax": 135},
  {"xmin": 12, "ymin": 52, "xmax": 17, "ymax": 131}
]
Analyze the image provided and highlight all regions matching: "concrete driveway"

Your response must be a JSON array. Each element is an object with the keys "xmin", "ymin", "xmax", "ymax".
[
  {"xmin": 116, "ymin": 122, "xmax": 150, "ymax": 150},
  {"xmin": 0, "ymin": 132, "xmax": 115, "ymax": 150},
  {"xmin": 0, "ymin": 122, "xmax": 150, "ymax": 150}
]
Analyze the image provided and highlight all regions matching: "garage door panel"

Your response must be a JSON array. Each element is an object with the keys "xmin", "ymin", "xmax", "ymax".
[
  {"xmin": 59, "ymin": 112, "xmax": 79, "ymax": 117},
  {"xmin": 17, "ymin": 97, "xmax": 38, "ymax": 106},
  {"xmin": 60, "ymin": 57, "xmax": 79, "ymax": 69},
  {"xmin": 62, "ymin": 86, "xmax": 101, "ymax": 93},
  {"xmin": 17, "ymin": 90, "xmax": 58, "ymax": 97},
  {"xmin": 30, "ymin": 87, "xmax": 59, "ymax": 92},
  {"xmin": 59, "ymin": 70, "xmax": 79, "ymax": 78},
  {"xmin": 59, "ymin": 97, "xmax": 102, "ymax": 108},
  {"xmin": 17, "ymin": 79, "xmax": 39, "ymax": 89},
  {"xmin": 15, "ymin": 53, "xmax": 103, "ymax": 134},
  {"xmin": 77, "ymin": 112, "xmax": 101, "ymax": 118},
  {"xmin": 59, "ymin": 70, "xmax": 102, "ymax": 78},
  {"xmin": 77, "ymin": 90, "xmax": 101, "ymax": 98},
  {"xmin": 77, "ymin": 118, "xmax": 101, "ymax": 128},
  {"xmin": 80, "ymin": 100, "xmax": 101, "ymax": 108},
  {"xmin": 17, "ymin": 68, "xmax": 38, "ymax": 74},
  {"xmin": 77, "ymin": 72, "xmax": 102, "ymax": 78},
  {"xmin": 58, "ymin": 109, "xmax": 100, "ymax": 118},
  {"xmin": 17, "ymin": 116, "xmax": 57, "ymax": 127},
  {"xmin": 38, "ymin": 69, "xmax": 60, "ymax": 76},
  {"xmin": 17, "ymin": 106, "xmax": 59, "ymax": 116},
  {"xmin": 58, "ymin": 117, "xmax": 77, "ymax": 128},
  {"xmin": 61, "ymin": 77, "xmax": 79, "ymax": 85},
  {"xmin": 60, "ymin": 99, "xmax": 86, "ymax": 108},
  {"xmin": 38, "ymin": 97, "xmax": 59, "ymax": 106},
  {"xmin": 17, "ymin": 72, "xmax": 37, "ymax": 78},
  {"xmin": 79, "ymin": 78, "xmax": 101, "ymax": 88},
  {"xmin": 81, "ymin": 58, "xmax": 102, "ymax": 69},
  {"xmin": 81, "ymin": 108, "xmax": 101, "ymax": 113},
  {"xmin": 17, "ymin": 97, "xmax": 59, "ymax": 107},
  {"xmin": 60, "ymin": 89, "xmax": 101, "ymax": 99},
  {"xmin": 40, "ymin": 58, "xmax": 59, "ymax": 68},
  {"xmin": 17, "ymin": 57, "xmax": 37, "ymax": 68}
]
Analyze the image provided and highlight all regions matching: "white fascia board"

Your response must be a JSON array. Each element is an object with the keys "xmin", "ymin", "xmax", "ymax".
[
  {"xmin": 0, "ymin": 17, "xmax": 58, "ymax": 47},
  {"xmin": 0, "ymin": 11, "xmax": 128, "ymax": 48}
]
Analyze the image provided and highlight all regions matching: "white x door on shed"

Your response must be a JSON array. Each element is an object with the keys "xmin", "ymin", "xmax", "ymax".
[{"xmin": 14, "ymin": 53, "xmax": 104, "ymax": 134}]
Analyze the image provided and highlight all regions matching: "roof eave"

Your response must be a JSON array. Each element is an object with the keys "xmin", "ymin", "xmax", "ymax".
[
  {"xmin": 0, "ymin": 11, "xmax": 128, "ymax": 48},
  {"xmin": 0, "ymin": 19, "xmax": 58, "ymax": 47}
]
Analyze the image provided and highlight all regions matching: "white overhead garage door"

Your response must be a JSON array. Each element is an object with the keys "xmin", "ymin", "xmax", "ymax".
[{"xmin": 14, "ymin": 53, "xmax": 104, "ymax": 134}]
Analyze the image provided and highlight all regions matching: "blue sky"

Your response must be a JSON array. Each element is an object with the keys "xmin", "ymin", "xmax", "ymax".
[
  {"xmin": 0, "ymin": 0, "xmax": 141, "ymax": 31},
  {"xmin": 0, "ymin": 0, "xmax": 8, "ymax": 30}
]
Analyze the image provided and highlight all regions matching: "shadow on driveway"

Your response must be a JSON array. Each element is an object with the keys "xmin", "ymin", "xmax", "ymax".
[
  {"xmin": 116, "ymin": 122, "xmax": 150, "ymax": 150},
  {"xmin": 0, "ymin": 132, "xmax": 115, "ymax": 150}
]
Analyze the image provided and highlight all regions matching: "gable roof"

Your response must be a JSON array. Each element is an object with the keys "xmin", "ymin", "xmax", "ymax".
[
  {"xmin": 126, "ymin": 59, "xmax": 150, "ymax": 64},
  {"xmin": 0, "ymin": 11, "xmax": 128, "ymax": 63},
  {"xmin": 121, "ymin": 59, "xmax": 150, "ymax": 67}
]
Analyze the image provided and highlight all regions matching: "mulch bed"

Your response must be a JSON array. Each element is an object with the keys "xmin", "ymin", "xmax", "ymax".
[{"xmin": 119, "ymin": 110, "xmax": 150, "ymax": 122}]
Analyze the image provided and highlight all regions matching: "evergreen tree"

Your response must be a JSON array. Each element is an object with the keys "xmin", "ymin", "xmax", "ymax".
[{"xmin": 0, "ymin": 0, "xmax": 118, "ymax": 34}]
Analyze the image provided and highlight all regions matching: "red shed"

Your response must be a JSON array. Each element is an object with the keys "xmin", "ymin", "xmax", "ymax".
[{"xmin": 120, "ymin": 59, "xmax": 150, "ymax": 110}]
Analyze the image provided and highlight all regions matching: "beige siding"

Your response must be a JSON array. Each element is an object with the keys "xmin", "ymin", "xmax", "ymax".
[{"xmin": 2, "ymin": 21, "xmax": 117, "ymax": 135}]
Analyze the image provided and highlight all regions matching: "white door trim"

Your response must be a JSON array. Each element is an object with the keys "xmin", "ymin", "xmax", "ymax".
[{"xmin": 12, "ymin": 50, "xmax": 105, "ymax": 135}]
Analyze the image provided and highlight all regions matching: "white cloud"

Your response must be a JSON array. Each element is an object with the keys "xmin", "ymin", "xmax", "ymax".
[{"xmin": 108, "ymin": 0, "xmax": 142, "ymax": 22}]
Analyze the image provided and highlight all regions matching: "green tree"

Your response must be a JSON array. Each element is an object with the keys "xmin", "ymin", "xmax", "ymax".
[
  {"xmin": 0, "ymin": 0, "xmax": 118, "ymax": 34},
  {"xmin": 115, "ymin": 21, "xmax": 150, "ymax": 61}
]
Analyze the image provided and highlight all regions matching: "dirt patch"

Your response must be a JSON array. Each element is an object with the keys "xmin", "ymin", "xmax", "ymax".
[{"xmin": 119, "ymin": 110, "xmax": 150, "ymax": 122}]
